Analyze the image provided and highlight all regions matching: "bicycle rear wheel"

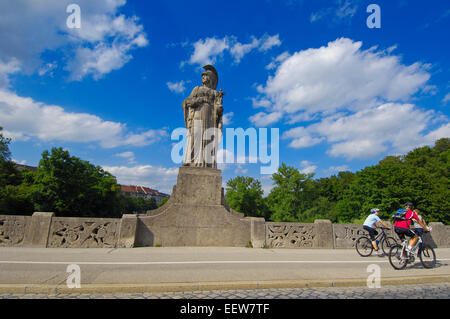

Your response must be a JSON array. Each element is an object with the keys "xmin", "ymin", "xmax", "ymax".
[
  {"xmin": 419, "ymin": 244, "xmax": 436, "ymax": 268},
  {"xmin": 356, "ymin": 236, "xmax": 373, "ymax": 257},
  {"xmin": 381, "ymin": 236, "xmax": 398, "ymax": 255},
  {"xmin": 388, "ymin": 245, "xmax": 408, "ymax": 270}
]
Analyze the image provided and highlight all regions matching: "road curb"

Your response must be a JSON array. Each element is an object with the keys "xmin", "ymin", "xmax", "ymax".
[{"xmin": 0, "ymin": 275, "xmax": 449, "ymax": 295}]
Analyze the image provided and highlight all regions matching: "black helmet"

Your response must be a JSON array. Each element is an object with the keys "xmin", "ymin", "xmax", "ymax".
[{"xmin": 404, "ymin": 202, "xmax": 414, "ymax": 209}]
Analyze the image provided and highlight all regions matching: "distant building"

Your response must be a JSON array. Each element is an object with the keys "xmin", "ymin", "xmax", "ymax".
[
  {"xmin": 15, "ymin": 164, "xmax": 37, "ymax": 172},
  {"xmin": 119, "ymin": 185, "xmax": 169, "ymax": 205}
]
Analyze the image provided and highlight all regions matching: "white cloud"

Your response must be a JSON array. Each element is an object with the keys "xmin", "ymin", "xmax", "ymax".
[
  {"xmin": 0, "ymin": 89, "xmax": 167, "ymax": 148},
  {"xmin": 0, "ymin": 1, "xmax": 155, "ymax": 149},
  {"xmin": 254, "ymin": 38, "xmax": 430, "ymax": 121},
  {"xmin": 115, "ymin": 151, "xmax": 135, "ymax": 158},
  {"xmin": 257, "ymin": 37, "xmax": 448, "ymax": 160},
  {"xmin": 443, "ymin": 93, "xmax": 450, "ymax": 104},
  {"xmin": 310, "ymin": 0, "xmax": 359, "ymax": 24},
  {"xmin": 234, "ymin": 164, "xmax": 249, "ymax": 175},
  {"xmin": 335, "ymin": 0, "xmax": 358, "ymax": 19},
  {"xmin": 222, "ymin": 112, "xmax": 234, "ymax": 126},
  {"xmin": 300, "ymin": 160, "xmax": 313, "ymax": 167},
  {"xmin": 251, "ymin": 97, "xmax": 272, "ymax": 109},
  {"xmin": 249, "ymin": 111, "xmax": 283, "ymax": 127},
  {"xmin": 167, "ymin": 80, "xmax": 186, "ymax": 94},
  {"xmin": 102, "ymin": 164, "xmax": 178, "ymax": 194},
  {"xmin": 12, "ymin": 159, "xmax": 27, "ymax": 165},
  {"xmin": 0, "ymin": 0, "xmax": 148, "ymax": 81},
  {"xmin": 67, "ymin": 42, "xmax": 133, "ymax": 81},
  {"xmin": 266, "ymin": 51, "xmax": 290, "ymax": 70},
  {"xmin": 187, "ymin": 37, "xmax": 231, "ymax": 66},
  {"xmin": 258, "ymin": 34, "xmax": 282, "ymax": 52},
  {"xmin": 0, "ymin": 58, "xmax": 21, "ymax": 88},
  {"xmin": 422, "ymin": 123, "xmax": 450, "ymax": 144},
  {"xmin": 185, "ymin": 34, "xmax": 281, "ymax": 66},
  {"xmin": 326, "ymin": 165, "xmax": 351, "ymax": 174},
  {"xmin": 300, "ymin": 163, "xmax": 317, "ymax": 174},
  {"xmin": 283, "ymin": 103, "xmax": 449, "ymax": 159},
  {"xmin": 230, "ymin": 38, "xmax": 260, "ymax": 63},
  {"xmin": 37, "ymin": 62, "xmax": 58, "ymax": 77},
  {"xmin": 114, "ymin": 151, "xmax": 136, "ymax": 164},
  {"xmin": 282, "ymin": 127, "xmax": 324, "ymax": 148},
  {"xmin": 328, "ymin": 139, "xmax": 387, "ymax": 159}
]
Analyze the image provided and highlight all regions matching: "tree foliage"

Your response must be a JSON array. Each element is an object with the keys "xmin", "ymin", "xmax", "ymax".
[
  {"xmin": 120, "ymin": 195, "xmax": 157, "ymax": 214},
  {"xmin": 0, "ymin": 127, "xmax": 11, "ymax": 162},
  {"xmin": 225, "ymin": 138, "xmax": 449, "ymax": 225},
  {"xmin": 23, "ymin": 147, "xmax": 122, "ymax": 217},
  {"xmin": 266, "ymin": 163, "xmax": 315, "ymax": 222},
  {"xmin": 225, "ymin": 176, "xmax": 268, "ymax": 218},
  {"xmin": 0, "ymin": 139, "xmax": 158, "ymax": 217}
]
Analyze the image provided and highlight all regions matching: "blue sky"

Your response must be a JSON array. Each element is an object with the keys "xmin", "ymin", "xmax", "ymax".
[{"xmin": 0, "ymin": 0, "xmax": 449, "ymax": 194}]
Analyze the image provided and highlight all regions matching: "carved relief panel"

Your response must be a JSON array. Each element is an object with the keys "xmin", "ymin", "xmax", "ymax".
[{"xmin": 266, "ymin": 223, "xmax": 316, "ymax": 248}]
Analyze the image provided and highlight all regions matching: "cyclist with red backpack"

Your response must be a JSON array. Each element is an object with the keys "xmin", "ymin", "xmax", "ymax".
[{"xmin": 393, "ymin": 202, "xmax": 430, "ymax": 253}]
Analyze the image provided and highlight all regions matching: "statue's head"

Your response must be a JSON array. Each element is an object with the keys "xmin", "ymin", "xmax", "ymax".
[{"xmin": 201, "ymin": 65, "xmax": 218, "ymax": 90}]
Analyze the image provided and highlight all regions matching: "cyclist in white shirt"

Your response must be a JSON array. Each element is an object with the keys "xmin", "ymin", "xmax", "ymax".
[
  {"xmin": 412, "ymin": 209, "xmax": 427, "ymax": 237},
  {"xmin": 363, "ymin": 208, "xmax": 391, "ymax": 256}
]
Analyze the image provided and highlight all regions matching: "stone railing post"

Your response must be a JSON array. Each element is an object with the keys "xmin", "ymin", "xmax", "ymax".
[
  {"xmin": 426, "ymin": 222, "xmax": 450, "ymax": 248},
  {"xmin": 23, "ymin": 212, "xmax": 54, "ymax": 248},
  {"xmin": 249, "ymin": 217, "xmax": 266, "ymax": 248},
  {"xmin": 118, "ymin": 214, "xmax": 138, "ymax": 248},
  {"xmin": 314, "ymin": 219, "xmax": 334, "ymax": 249}
]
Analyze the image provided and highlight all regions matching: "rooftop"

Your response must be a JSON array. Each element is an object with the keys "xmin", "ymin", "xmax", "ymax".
[{"xmin": 120, "ymin": 185, "xmax": 169, "ymax": 198}]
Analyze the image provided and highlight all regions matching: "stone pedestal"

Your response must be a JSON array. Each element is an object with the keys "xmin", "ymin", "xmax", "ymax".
[{"xmin": 136, "ymin": 166, "xmax": 264, "ymax": 247}]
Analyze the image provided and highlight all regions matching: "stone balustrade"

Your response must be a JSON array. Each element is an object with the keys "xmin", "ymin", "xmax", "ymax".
[{"xmin": 1, "ymin": 213, "xmax": 449, "ymax": 249}]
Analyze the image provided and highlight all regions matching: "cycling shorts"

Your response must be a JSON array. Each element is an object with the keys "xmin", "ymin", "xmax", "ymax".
[
  {"xmin": 363, "ymin": 225, "xmax": 378, "ymax": 241},
  {"xmin": 394, "ymin": 227, "xmax": 416, "ymax": 240},
  {"xmin": 414, "ymin": 228, "xmax": 424, "ymax": 237}
]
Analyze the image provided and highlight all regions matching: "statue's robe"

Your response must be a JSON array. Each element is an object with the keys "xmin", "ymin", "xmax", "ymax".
[{"xmin": 182, "ymin": 86, "xmax": 221, "ymax": 168}]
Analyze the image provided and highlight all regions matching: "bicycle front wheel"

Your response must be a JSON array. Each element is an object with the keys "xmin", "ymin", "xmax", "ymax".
[
  {"xmin": 388, "ymin": 245, "xmax": 408, "ymax": 270},
  {"xmin": 419, "ymin": 244, "xmax": 436, "ymax": 269},
  {"xmin": 381, "ymin": 236, "xmax": 398, "ymax": 255},
  {"xmin": 356, "ymin": 236, "xmax": 373, "ymax": 257}
]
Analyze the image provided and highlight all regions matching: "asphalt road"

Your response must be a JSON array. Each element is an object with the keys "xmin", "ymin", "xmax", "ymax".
[{"xmin": 0, "ymin": 247, "xmax": 449, "ymax": 290}]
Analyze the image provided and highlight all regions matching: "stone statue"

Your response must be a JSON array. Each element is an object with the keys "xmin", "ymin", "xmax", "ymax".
[{"xmin": 182, "ymin": 65, "xmax": 225, "ymax": 168}]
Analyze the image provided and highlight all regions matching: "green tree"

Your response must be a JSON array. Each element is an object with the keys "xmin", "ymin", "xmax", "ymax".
[
  {"xmin": 330, "ymin": 138, "xmax": 449, "ymax": 224},
  {"xmin": 302, "ymin": 196, "xmax": 338, "ymax": 223},
  {"xmin": 0, "ymin": 127, "xmax": 11, "ymax": 162},
  {"xmin": 266, "ymin": 163, "xmax": 315, "ymax": 222},
  {"xmin": 27, "ymin": 147, "xmax": 122, "ymax": 218},
  {"xmin": 120, "ymin": 195, "xmax": 157, "ymax": 214},
  {"xmin": 0, "ymin": 184, "xmax": 35, "ymax": 215},
  {"xmin": 225, "ymin": 176, "xmax": 268, "ymax": 218},
  {"xmin": 157, "ymin": 197, "xmax": 169, "ymax": 208},
  {"xmin": 0, "ymin": 127, "xmax": 35, "ymax": 214}
]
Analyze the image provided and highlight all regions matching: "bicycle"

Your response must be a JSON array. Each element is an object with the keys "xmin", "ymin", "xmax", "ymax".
[
  {"xmin": 355, "ymin": 227, "xmax": 398, "ymax": 257},
  {"xmin": 388, "ymin": 230, "xmax": 436, "ymax": 270}
]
